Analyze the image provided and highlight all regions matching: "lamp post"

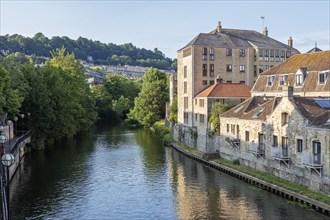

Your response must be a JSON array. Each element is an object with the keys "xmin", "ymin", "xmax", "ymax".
[
  {"xmin": 21, "ymin": 114, "xmax": 25, "ymax": 134},
  {"xmin": 0, "ymin": 126, "xmax": 7, "ymax": 155},
  {"xmin": 6, "ymin": 121, "xmax": 12, "ymax": 148},
  {"xmin": 1, "ymin": 153, "xmax": 15, "ymax": 220},
  {"xmin": 13, "ymin": 117, "xmax": 18, "ymax": 137}
]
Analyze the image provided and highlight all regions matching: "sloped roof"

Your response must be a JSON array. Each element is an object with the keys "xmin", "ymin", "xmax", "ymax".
[
  {"xmin": 307, "ymin": 47, "xmax": 322, "ymax": 53},
  {"xmin": 179, "ymin": 28, "xmax": 299, "ymax": 53},
  {"xmin": 258, "ymin": 50, "xmax": 330, "ymax": 76},
  {"xmin": 197, "ymin": 83, "xmax": 251, "ymax": 98},
  {"xmin": 220, "ymin": 96, "xmax": 280, "ymax": 121},
  {"xmin": 221, "ymin": 95, "xmax": 330, "ymax": 129},
  {"xmin": 252, "ymin": 51, "xmax": 330, "ymax": 94}
]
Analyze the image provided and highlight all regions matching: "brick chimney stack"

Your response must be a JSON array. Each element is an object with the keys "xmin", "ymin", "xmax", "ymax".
[
  {"xmin": 283, "ymin": 85, "xmax": 294, "ymax": 100},
  {"xmin": 217, "ymin": 21, "xmax": 222, "ymax": 33},
  {"xmin": 263, "ymin": 27, "xmax": 268, "ymax": 37},
  {"xmin": 288, "ymin": 36, "xmax": 293, "ymax": 48}
]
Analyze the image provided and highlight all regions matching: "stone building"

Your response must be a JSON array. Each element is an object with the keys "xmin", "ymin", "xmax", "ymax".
[
  {"xmin": 218, "ymin": 50, "xmax": 330, "ymax": 194},
  {"xmin": 176, "ymin": 21, "xmax": 299, "ymax": 133}
]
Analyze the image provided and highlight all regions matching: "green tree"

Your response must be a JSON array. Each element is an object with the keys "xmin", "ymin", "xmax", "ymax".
[
  {"xmin": 209, "ymin": 102, "xmax": 231, "ymax": 132},
  {"xmin": 128, "ymin": 68, "xmax": 169, "ymax": 127},
  {"xmin": 169, "ymin": 96, "xmax": 178, "ymax": 123}
]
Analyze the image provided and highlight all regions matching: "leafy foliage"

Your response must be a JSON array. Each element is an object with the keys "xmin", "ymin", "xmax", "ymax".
[
  {"xmin": 208, "ymin": 102, "xmax": 231, "ymax": 132},
  {"xmin": 169, "ymin": 96, "xmax": 178, "ymax": 123},
  {"xmin": 0, "ymin": 33, "xmax": 176, "ymax": 70},
  {"xmin": 128, "ymin": 68, "xmax": 169, "ymax": 127}
]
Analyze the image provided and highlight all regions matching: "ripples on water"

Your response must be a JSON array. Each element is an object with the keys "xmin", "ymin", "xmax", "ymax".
[{"xmin": 9, "ymin": 124, "xmax": 329, "ymax": 219}]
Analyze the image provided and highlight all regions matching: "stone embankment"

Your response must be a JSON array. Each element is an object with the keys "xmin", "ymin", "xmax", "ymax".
[{"xmin": 171, "ymin": 143, "xmax": 330, "ymax": 216}]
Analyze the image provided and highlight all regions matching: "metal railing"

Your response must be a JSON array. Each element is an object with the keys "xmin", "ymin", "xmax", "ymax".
[
  {"xmin": 271, "ymin": 147, "xmax": 289, "ymax": 158},
  {"xmin": 249, "ymin": 143, "xmax": 265, "ymax": 153},
  {"xmin": 302, "ymin": 152, "xmax": 323, "ymax": 166}
]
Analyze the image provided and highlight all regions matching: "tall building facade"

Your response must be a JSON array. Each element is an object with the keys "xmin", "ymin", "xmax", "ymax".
[{"xmin": 176, "ymin": 21, "xmax": 300, "ymax": 127}]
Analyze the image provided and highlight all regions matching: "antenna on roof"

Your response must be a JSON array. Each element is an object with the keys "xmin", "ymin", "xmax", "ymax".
[{"xmin": 261, "ymin": 16, "xmax": 265, "ymax": 29}]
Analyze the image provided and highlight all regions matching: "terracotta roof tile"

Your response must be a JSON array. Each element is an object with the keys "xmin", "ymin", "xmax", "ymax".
[{"xmin": 197, "ymin": 83, "xmax": 251, "ymax": 98}]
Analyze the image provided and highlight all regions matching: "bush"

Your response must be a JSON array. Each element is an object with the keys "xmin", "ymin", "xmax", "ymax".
[
  {"xmin": 151, "ymin": 120, "xmax": 173, "ymax": 145},
  {"xmin": 233, "ymin": 159, "xmax": 240, "ymax": 165}
]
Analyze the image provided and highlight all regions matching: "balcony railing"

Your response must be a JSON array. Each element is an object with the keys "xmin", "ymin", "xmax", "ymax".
[
  {"xmin": 271, "ymin": 147, "xmax": 289, "ymax": 158},
  {"xmin": 302, "ymin": 152, "xmax": 323, "ymax": 177},
  {"xmin": 249, "ymin": 143, "xmax": 264, "ymax": 158}
]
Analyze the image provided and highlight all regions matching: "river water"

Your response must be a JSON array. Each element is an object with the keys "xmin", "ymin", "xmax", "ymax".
[{"xmin": 9, "ymin": 124, "xmax": 328, "ymax": 219}]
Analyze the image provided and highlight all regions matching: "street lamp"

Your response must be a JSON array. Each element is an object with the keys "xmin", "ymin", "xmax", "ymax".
[
  {"xmin": 0, "ymin": 131, "xmax": 8, "ymax": 155},
  {"xmin": 1, "ymin": 153, "xmax": 15, "ymax": 220},
  {"xmin": 13, "ymin": 117, "xmax": 18, "ymax": 137},
  {"xmin": 21, "ymin": 114, "xmax": 25, "ymax": 133},
  {"xmin": 7, "ymin": 120, "xmax": 12, "ymax": 147}
]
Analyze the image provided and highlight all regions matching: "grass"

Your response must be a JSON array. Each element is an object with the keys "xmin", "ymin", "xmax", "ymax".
[{"xmin": 176, "ymin": 144, "xmax": 330, "ymax": 206}]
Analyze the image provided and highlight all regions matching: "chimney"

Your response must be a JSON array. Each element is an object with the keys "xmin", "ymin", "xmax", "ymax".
[
  {"xmin": 217, "ymin": 21, "xmax": 222, "ymax": 33},
  {"xmin": 215, "ymin": 76, "xmax": 223, "ymax": 84},
  {"xmin": 288, "ymin": 36, "xmax": 293, "ymax": 48},
  {"xmin": 282, "ymin": 85, "xmax": 294, "ymax": 100},
  {"xmin": 263, "ymin": 27, "xmax": 268, "ymax": 37}
]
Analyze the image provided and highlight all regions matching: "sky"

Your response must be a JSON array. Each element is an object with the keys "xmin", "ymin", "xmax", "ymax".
[{"xmin": 1, "ymin": 0, "xmax": 329, "ymax": 59}]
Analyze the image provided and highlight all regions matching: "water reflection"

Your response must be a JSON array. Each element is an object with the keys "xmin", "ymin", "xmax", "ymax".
[{"xmin": 8, "ymin": 124, "xmax": 329, "ymax": 219}]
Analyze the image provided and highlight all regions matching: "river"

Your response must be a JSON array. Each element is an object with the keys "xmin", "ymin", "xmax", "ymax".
[{"xmin": 9, "ymin": 124, "xmax": 328, "ymax": 219}]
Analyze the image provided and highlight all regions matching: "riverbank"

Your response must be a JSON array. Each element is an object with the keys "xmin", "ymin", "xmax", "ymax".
[{"xmin": 170, "ymin": 142, "xmax": 330, "ymax": 216}]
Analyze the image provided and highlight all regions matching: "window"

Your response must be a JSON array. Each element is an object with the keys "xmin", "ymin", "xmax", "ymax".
[
  {"xmin": 264, "ymin": 49, "xmax": 269, "ymax": 61},
  {"xmin": 279, "ymin": 74, "xmax": 288, "ymax": 85},
  {"xmin": 245, "ymin": 131, "xmax": 249, "ymax": 142},
  {"xmin": 210, "ymin": 48, "xmax": 214, "ymax": 60},
  {"xmin": 195, "ymin": 99, "xmax": 197, "ymax": 105},
  {"xmin": 226, "ymin": 124, "xmax": 229, "ymax": 133},
  {"xmin": 202, "ymin": 64, "xmax": 207, "ymax": 76},
  {"xmin": 184, "ymin": 112, "xmax": 188, "ymax": 124},
  {"xmin": 195, "ymin": 113, "xmax": 198, "ymax": 121},
  {"xmin": 210, "ymin": 80, "xmax": 214, "ymax": 85},
  {"xmin": 267, "ymin": 75, "xmax": 275, "ymax": 86},
  {"xmin": 231, "ymin": 124, "xmax": 235, "ymax": 134},
  {"xmin": 240, "ymin": 98, "xmax": 245, "ymax": 102},
  {"xmin": 240, "ymin": 49, "xmax": 245, "ymax": 57},
  {"xmin": 281, "ymin": 112, "xmax": 289, "ymax": 126},
  {"xmin": 183, "ymin": 66, "xmax": 187, "ymax": 78},
  {"xmin": 202, "ymin": 47, "xmax": 207, "ymax": 60},
  {"xmin": 202, "ymin": 80, "xmax": 207, "ymax": 85},
  {"xmin": 259, "ymin": 65, "xmax": 264, "ymax": 74},
  {"xmin": 295, "ymin": 74, "xmax": 304, "ymax": 86},
  {"xmin": 210, "ymin": 64, "xmax": 214, "ymax": 77},
  {"xmin": 280, "ymin": 50, "xmax": 285, "ymax": 61},
  {"xmin": 200, "ymin": 114, "xmax": 205, "ymax": 123},
  {"xmin": 270, "ymin": 50, "xmax": 274, "ymax": 62},
  {"xmin": 275, "ymin": 50, "xmax": 279, "ymax": 61},
  {"xmin": 199, "ymin": 99, "xmax": 204, "ymax": 107},
  {"xmin": 239, "ymin": 65, "xmax": 245, "ymax": 72},
  {"xmin": 319, "ymin": 71, "xmax": 329, "ymax": 84},
  {"xmin": 184, "ymin": 97, "xmax": 188, "ymax": 109},
  {"xmin": 312, "ymin": 141, "xmax": 321, "ymax": 164},
  {"xmin": 282, "ymin": 136, "xmax": 288, "ymax": 148},
  {"xmin": 273, "ymin": 135, "xmax": 278, "ymax": 147},
  {"xmin": 239, "ymin": 81, "xmax": 245, "ymax": 84},
  {"xmin": 265, "ymin": 65, "xmax": 269, "ymax": 70},
  {"xmin": 226, "ymin": 64, "xmax": 232, "ymax": 72},
  {"xmin": 286, "ymin": 51, "xmax": 291, "ymax": 58},
  {"xmin": 259, "ymin": 49, "xmax": 263, "ymax": 61},
  {"xmin": 297, "ymin": 139, "xmax": 303, "ymax": 152},
  {"xmin": 226, "ymin": 48, "xmax": 232, "ymax": 56},
  {"xmin": 254, "ymin": 65, "xmax": 257, "ymax": 77},
  {"xmin": 226, "ymin": 80, "xmax": 232, "ymax": 83},
  {"xmin": 184, "ymin": 82, "xmax": 187, "ymax": 93}
]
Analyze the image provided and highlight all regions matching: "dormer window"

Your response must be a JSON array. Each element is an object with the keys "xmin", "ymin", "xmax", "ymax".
[
  {"xmin": 267, "ymin": 75, "xmax": 275, "ymax": 86},
  {"xmin": 295, "ymin": 68, "xmax": 307, "ymax": 86},
  {"xmin": 318, "ymin": 71, "xmax": 329, "ymax": 84},
  {"xmin": 279, "ymin": 74, "xmax": 288, "ymax": 86}
]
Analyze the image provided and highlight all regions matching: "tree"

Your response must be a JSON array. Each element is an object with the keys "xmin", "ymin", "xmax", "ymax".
[
  {"xmin": 169, "ymin": 96, "xmax": 178, "ymax": 123},
  {"xmin": 128, "ymin": 68, "xmax": 169, "ymax": 127},
  {"xmin": 209, "ymin": 102, "xmax": 231, "ymax": 132}
]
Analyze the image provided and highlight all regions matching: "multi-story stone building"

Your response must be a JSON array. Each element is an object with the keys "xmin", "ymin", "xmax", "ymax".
[
  {"xmin": 218, "ymin": 50, "xmax": 330, "ymax": 194},
  {"xmin": 176, "ymin": 21, "xmax": 299, "ymax": 130}
]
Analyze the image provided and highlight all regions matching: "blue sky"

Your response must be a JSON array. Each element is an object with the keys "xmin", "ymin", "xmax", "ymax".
[{"xmin": 1, "ymin": 1, "xmax": 329, "ymax": 59}]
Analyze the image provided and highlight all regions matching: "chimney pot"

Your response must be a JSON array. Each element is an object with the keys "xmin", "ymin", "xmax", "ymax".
[
  {"xmin": 288, "ymin": 36, "xmax": 293, "ymax": 48},
  {"xmin": 217, "ymin": 21, "xmax": 222, "ymax": 33},
  {"xmin": 263, "ymin": 27, "xmax": 268, "ymax": 37}
]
